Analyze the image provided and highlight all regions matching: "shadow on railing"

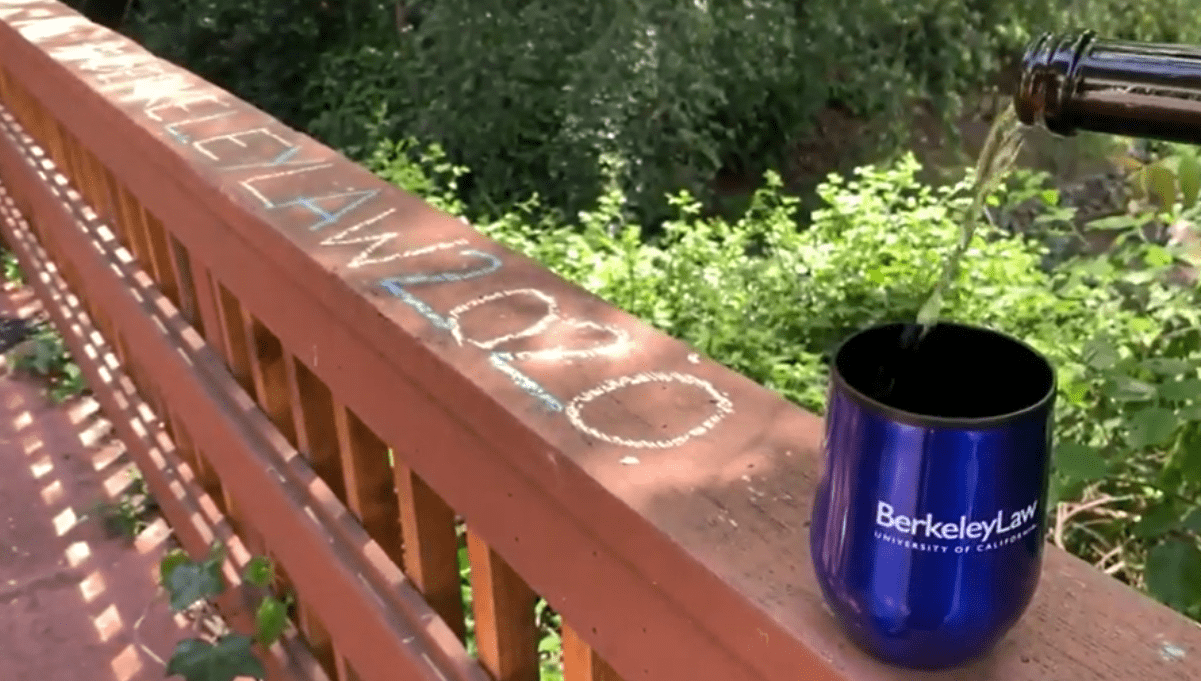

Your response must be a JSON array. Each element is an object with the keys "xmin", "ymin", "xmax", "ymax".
[{"xmin": 0, "ymin": 2, "xmax": 1198, "ymax": 680}]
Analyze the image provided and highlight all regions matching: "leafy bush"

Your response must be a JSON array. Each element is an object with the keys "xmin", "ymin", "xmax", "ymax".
[
  {"xmin": 130, "ymin": 0, "xmax": 1201, "ymax": 226},
  {"xmin": 127, "ymin": 0, "xmax": 395, "ymax": 129},
  {"xmin": 368, "ymin": 139, "xmax": 1201, "ymax": 622},
  {"xmin": 8, "ymin": 323, "xmax": 87, "ymax": 403}
]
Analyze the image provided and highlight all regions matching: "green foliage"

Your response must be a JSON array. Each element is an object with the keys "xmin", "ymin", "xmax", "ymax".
[
  {"xmin": 160, "ymin": 543, "xmax": 290, "ymax": 681},
  {"xmin": 166, "ymin": 636, "xmax": 265, "ymax": 681},
  {"xmin": 130, "ymin": 0, "xmax": 1201, "ymax": 225},
  {"xmin": 127, "ymin": 0, "xmax": 395, "ymax": 129},
  {"xmin": 7, "ymin": 323, "xmax": 87, "ymax": 403},
  {"xmin": 373, "ymin": 139, "xmax": 1201, "ymax": 623},
  {"xmin": 93, "ymin": 469, "xmax": 158, "ymax": 540},
  {"xmin": 2, "ymin": 249, "xmax": 22, "ymax": 285}
]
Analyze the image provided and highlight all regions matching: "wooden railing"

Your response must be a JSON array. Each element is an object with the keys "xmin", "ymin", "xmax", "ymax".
[{"xmin": 0, "ymin": 2, "xmax": 1198, "ymax": 680}]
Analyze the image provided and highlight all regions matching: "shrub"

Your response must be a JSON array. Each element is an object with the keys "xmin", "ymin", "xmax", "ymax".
[{"xmin": 368, "ymin": 138, "xmax": 1201, "ymax": 622}]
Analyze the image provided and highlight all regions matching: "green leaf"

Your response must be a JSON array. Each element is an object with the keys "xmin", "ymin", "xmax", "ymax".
[
  {"xmin": 255, "ymin": 596, "xmax": 289, "ymax": 646},
  {"xmin": 1182, "ymin": 508, "xmax": 1201, "ymax": 533},
  {"xmin": 167, "ymin": 559, "xmax": 225, "ymax": 612},
  {"xmin": 1054, "ymin": 443, "xmax": 1108, "ymax": 482},
  {"xmin": 243, "ymin": 557, "xmax": 274, "ymax": 589},
  {"xmin": 1159, "ymin": 378, "xmax": 1201, "ymax": 402},
  {"xmin": 1104, "ymin": 376, "xmax": 1157, "ymax": 401},
  {"xmin": 1127, "ymin": 407, "xmax": 1177, "ymax": 448},
  {"xmin": 1179, "ymin": 151, "xmax": 1201, "ymax": 209},
  {"xmin": 160, "ymin": 549, "xmax": 190, "ymax": 588},
  {"xmin": 1143, "ymin": 163, "xmax": 1179, "ymax": 211},
  {"xmin": 1082, "ymin": 337, "xmax": 1119, "ymax": 370},
  {"xmin": 1134, "ymin": 502, "xmax": 1180, "ymax": 538},
  {"xmin": 166, "ymin": 635, "xmax": 266, "ymax": 681},
  {"xmin": 1144, "ymin": 245, "xmax": 1174, "ymax": 268},
  {"xmin": 1141, "ymin": 358, "xmax": 1195, "ymax": 376},
  {"xmin": 1145, "ymin": 540, "xmax": 1201, "ymax": 610}
]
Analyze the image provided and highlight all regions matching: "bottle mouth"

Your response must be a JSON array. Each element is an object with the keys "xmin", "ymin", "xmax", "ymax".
[{"xmin": 1016, "ymin": 32, "xmax": 1096, "ymax": 135}]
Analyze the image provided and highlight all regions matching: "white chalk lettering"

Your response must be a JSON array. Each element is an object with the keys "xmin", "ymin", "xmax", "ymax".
[{"xmin": 565, "ymin": 372, "xmax": 734, "ymax": 449}]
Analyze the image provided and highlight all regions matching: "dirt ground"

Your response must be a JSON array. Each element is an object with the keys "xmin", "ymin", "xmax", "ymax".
[{"xmin": 0, "ymin": 282, "xmax": 189, "ymax": 681}]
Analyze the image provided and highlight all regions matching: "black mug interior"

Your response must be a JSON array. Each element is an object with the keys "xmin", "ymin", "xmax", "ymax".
[{"xmin": 834, "ymin": 323, "xmax": 1055, "ymax": 421}]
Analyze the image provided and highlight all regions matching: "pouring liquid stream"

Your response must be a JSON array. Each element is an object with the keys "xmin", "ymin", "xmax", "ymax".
[{"xmin": 872, "ymin": 104, "xmax": 1028, "ymax": 406}]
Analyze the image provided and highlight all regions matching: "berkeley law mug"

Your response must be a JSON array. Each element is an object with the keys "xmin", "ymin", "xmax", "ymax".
[{"xmin": 809, "ymin": 322, "xmax": 1055, "ymax": 669}]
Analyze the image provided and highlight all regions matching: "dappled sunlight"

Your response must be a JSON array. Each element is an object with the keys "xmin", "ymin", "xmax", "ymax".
[
  {"xmin": 111, "ymin": 643, "xmax": 144, "ymax": 681},
  {"xmin": 79, "ymin": 570, "xmax": 106, "ymax": 602},
  {"xmin": 52, "ymin": 505, "xmax": 76, "ymax": 535},
  {"xmin": 94, "ymin": 602, "xmax": 125, "ymax": 642},
  {"xmin": 39, "ymin": 478, "xmax": 62, "ymax": 504},
  {"xmin": 65, "ymin": 540, "xmax": 91, "ymax": 567}
]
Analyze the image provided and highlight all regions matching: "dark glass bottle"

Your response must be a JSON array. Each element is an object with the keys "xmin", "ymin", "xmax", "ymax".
[{"xmin": 1016, "ymin": 32, "xmax": 1201, "ymax": 145}]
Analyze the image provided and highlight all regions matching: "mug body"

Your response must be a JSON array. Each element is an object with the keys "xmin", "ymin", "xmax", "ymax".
[{"xmin": 809, "ymin": 322, "xmax": 1055, "ymax": 669}]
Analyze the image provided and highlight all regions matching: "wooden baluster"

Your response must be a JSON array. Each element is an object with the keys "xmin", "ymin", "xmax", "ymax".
[
  {"xmin": 234, "ymin": 310, "xmax": 313, "ymax": 670},
  {"xmin": 111, "ymin": 183, "xmax": 150, "ymax": 269},
  {"xmin": 282, "ymin": 355, "xmax": 344, "ymax": 679},
  {"xmin": 240, "ymin": 313, "xmax": 297, "ymax": 445},
  {"xmin": 71, "ymin": 146, "xmax": 112, "ymax": 226},
  {"xmin": 467, "ymin": 530, "xmax": 539, "ymax": 681},
  {"xmin": 284, "ymin": 357, "xmax": 345, "ymax": 501},
  {"xmin": 563, "ymin": 625, "xmax": 623, "ymax": 681},
  {"xmin": 205, "ymin": 282, "xmax": 261, "ymax": 533},
  {"xmin": 165, "ymin": 234, "xmax": 201, "ymax": 333},
  {"xmin": 211, "ymin": 281, "xmax": 257, "ymax": 398},
  {"xmin": 333, "ymin": 405, "xmax": 403, "ymax": 566},
  {"xmin": 334, "ymin": 655, "xmax": 363, "ymax": 681},
  {"xmin": 95, "ymin": 166, "xmax": 135, "ymax": 256},
  {"xmin": 138, "ymin": 209, "xmax": 181, "ymax": 309},
  {"xmin": 395, "ymin": 463, "xmax": 465, "ymax": 640}
]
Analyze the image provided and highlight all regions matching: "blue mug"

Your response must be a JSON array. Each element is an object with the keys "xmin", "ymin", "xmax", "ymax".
[{"xmin": 810, "ymin": 322, "xmax": 1055, "ymax": 669}]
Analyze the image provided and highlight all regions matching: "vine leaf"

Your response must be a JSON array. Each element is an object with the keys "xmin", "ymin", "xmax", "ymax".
[
  {"xmin": 1133, "ymin": 501, "xmax": 1180, "ymax": 538},
  {"xmin": 1145, "ymin": 540, "xmax": 1201, "ymax": 611},
  {"xmin": 1054, "ymin": 443, "xmax": 1108, "ymax": 482},
  {"xmin": 243, "ymin": 556, "xmax": 274, "ymax": 589},
  {"xmin": 1158, "ymin": 378, "xmax": 1201, "ymax": 402},
  {"xmin": 1178, "ymin": 151, "xmax": 1201, "ymax": 209},
  {"xmin": 255, "ymin": 596, "xmax": 289, "ymax": 646},
  {"xmin": 160, "ymin": 549, "xmax": 191, "ymax": 588},
  {"xmin": 166, "ymin": 558, "xmax": 225, "ymax": 612},
  {"xmin": 1126, "ymin": 407, "xmax": 1177, "ymax": 449},
  {"xmin": 166, "ymin": 635, "xmax": 266, "ymax": 681}
]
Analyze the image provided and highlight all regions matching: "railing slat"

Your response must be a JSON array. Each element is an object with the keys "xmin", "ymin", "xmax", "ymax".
[
  {"xmin": 140, "ymin": 209, "xmax": 181, "ymax": 308},
  {"xmin": 395, "ymin": 464, "xmax": 466, "ymax": 640},
  {"xmin": 466, "ymin": 529, "xmax": 539, "ymax": 681},
  {"xmin": 563, "ymin": 625, "xmax": 623, "ymax": 681},
  {"xmin": 241, "ymin": 311, "xmax": 298, "ymax": 445},
  {"xmin": 285, "ymin": 356, "xmax": 346, "ymax": 501},
  {"xmin": 332, "ymin": 404, "xmax": 404, "ymax": 565},
  {"xmin": 212, "ymin": 279, "xmax": 257, "ymax": 396}
]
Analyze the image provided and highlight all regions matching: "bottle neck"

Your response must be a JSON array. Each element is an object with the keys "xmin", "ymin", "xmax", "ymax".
[{"xmin": 1016, "ymin": 32, "xmax": 1201, "ymax": 145}]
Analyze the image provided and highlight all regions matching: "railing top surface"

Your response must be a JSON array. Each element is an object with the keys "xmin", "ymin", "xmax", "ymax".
[{"xmin": 1, "ymin": 1, "xmax": 1199, "ymax": 679}]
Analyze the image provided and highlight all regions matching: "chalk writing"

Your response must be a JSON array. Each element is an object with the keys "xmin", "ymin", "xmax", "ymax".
[
  {"xmin": 446, "ymin": 289, "xmax": 559, "ymax": 349},
  {"xmin": 489, "ymin": 352, "xmax": 564, "ymax": 412},
  {"xmin": 510, "ymin": 319, "xmax": 631, "ymax": 362},
  {"xmin": 566, "ymin": 372, "xmax": 734, "ymax": 449},
  {"xmin": 29, "ymin": 20, "xmax": 737, "ymax": 450}
]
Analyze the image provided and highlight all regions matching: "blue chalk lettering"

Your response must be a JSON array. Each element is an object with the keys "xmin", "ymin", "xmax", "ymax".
[
  {"xmin": 490, "ymin": 353, "xmax": 563, "ymax": 412},
  {"xmin": 163, "ymin": 111, "xmax": 236, "ymax": 144},
  {"xmin": 220, "ymin": 144, "xmax": 304, "ymax": 171},
  {"xmin": 379, "ymin": 280, "xmax": 454, "ymax": 330},
  {"xmin": 382, "ymin": 250, "xmax": 501, "ymax": 287}
]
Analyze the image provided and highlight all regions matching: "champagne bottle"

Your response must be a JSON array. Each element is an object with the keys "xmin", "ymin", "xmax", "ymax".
[{"xmin": 1016, "ymin": 32, "xmax": 1201, "ymax": 145}]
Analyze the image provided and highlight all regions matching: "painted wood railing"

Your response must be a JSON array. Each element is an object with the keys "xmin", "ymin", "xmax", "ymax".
[{"xmin": 0, "ymin": 2, "xmax": 1198, "ymax": 680}]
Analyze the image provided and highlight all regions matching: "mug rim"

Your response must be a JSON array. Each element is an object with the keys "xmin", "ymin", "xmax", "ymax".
[{"xmin": 831, "ymin": 321, "xmax": 1057, "ymax": 429}]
